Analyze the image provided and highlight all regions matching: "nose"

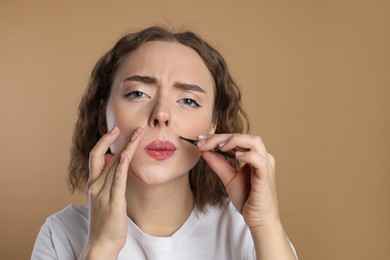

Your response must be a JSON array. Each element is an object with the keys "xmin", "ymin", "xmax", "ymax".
[{"xmin": 148, "ymin": 99, "xmax": 171, "ymax": 128}]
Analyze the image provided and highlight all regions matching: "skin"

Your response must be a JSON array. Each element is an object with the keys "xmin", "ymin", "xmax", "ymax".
[
  {"xmin": 106, "ymin": 41, "xmax": 216, "ymax": 186},
  {"xmin": 80, "ymin": 41, "xmax": 296, "ymax": 259},
  {"xmin": 199, "ymin": 135, "xmax": 296, "ymax": 259}
]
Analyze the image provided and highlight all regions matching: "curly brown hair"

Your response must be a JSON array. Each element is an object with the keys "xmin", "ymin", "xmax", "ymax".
[{"xmin": 68, "ymin": 26, "xmax": 249, "ymax": 211}]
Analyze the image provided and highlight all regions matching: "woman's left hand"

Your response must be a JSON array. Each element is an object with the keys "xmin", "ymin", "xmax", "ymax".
[{"xmin": 198, "ymin": 133, "xmax": 280, "ymax": 230}]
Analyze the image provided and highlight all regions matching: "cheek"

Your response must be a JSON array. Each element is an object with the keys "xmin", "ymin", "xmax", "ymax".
[
  {"xmin": 107, "ymin": 104, "xmax": 145, "ymax": 131},
  {"xmin": 178, "ymin": 113, "xmax": 215, "ymax": 139},
  {"xmin": 106, "ymin": 105, "xmax": 145, "ymax": 153}
]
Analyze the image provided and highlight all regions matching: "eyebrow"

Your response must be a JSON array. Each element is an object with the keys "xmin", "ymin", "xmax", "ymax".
[
  {"xmin": 174, "ymin": 82, "xmax": 206, "ymax": 94},
  {"xmin": 123, "ymin": 75, "xmax": 206, "ymax": 94},
  {"xmin": 124, "ymin": 75, "xmax": 157, "ymax": 84}
]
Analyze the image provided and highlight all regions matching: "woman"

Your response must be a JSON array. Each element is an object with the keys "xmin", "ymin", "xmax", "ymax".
[{"xmin": 32, "ymin": 26, "xmax": 297, "ymax": 259}]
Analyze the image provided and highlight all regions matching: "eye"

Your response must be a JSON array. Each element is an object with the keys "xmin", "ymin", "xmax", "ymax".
[
  {"xmin": 179, "ymin": 98, "xmax": 202, "ymax": 108},
  {"xmin": 124, "ymin": 91, "xmax": 149, "ymax": 100}
]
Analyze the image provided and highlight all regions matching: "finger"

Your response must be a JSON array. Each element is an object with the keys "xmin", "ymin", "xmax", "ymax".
[
  {"xmin": 110, "ymin": 128, "xmax": 144, "ymax": 201},
  {"xmin": 225, "ymin": 163, "xmax": 252, "ymax": 212},
  {"xmin": 97, "ymin": 153, "xmax": 116, "ymax": 186},
  {"xmin": 267, "ymin": 153, "xmax": 276, "ymax": 169},
  {"xmin": 197, "ymin": 134, "xmax": 267, "ymax": 158},
  {"xmin": 218, "ymin": 135, "xmax": 267, "ymax": 156},
  {"xmin": 235, "ymin": 151, "xmax": 272, "ymax": 181},
  {"xmin": 120, "ymin": 127, "xmax": 144, "ymax": 161},
  {"xmin": 88, "ymin": 126, "xmax": 120, "ymax": 184},
  {"xmin": 102, "ymin": 127, "xmax": 144, "ymax": 198},
  {"xmin": 88, "ymin": 153, "xmax": 123, "ymax": 200},
  {"xmin": 196, "ymin": 134, "xmax": 233, "ymax": 152},
  {"xmin": 110, "ymin": 153, "xmax": 129, "ymax": 202},
  {"xmin": 201, "ymin": 151, "xmax": 237, "ymax": 187}
]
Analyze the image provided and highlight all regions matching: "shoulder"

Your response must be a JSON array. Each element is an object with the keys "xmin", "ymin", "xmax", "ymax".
[
  {"xmin": 45, "ymin": 204, "xmax": 89, "ymax": 246},
  {"xmin": 32, "ymin": 205, "xmax": 89, "ymax": 259},
  {"xmin": 46, "ymin": 204, "xmax": 89, "ymax": 227}
]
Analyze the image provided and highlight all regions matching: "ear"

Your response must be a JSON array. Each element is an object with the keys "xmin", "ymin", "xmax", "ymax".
[{"xmin": 98, "ymin": 100, "xmax": 107, "ymax": 136}]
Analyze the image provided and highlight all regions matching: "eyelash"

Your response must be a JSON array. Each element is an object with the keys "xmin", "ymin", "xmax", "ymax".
[
  {"xmin": 125, "ymin": 91, "xmax": 148, "ymax": 100},
  {"xmin": 124, "ymin": 91, "xmax": 202, "ymax": 109},
  {"xmin": 178, "ymin": 98, "xmax": 202, "ymax": 109}
]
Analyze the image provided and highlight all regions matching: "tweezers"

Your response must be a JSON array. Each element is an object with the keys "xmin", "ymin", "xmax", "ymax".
[{"xmin": 179, "ymin": 136, "xmax": 235, "ymax": 158}]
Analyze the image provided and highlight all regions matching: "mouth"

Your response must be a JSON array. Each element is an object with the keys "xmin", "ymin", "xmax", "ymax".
[{"xmin": 145, "ymin": 140, "xmax": 177, "ymax": 160}]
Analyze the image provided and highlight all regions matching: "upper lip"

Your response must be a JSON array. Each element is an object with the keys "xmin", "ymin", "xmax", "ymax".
[{"xmin": 145, "ymin": 140, "xmax": 177, "ymax": 151}]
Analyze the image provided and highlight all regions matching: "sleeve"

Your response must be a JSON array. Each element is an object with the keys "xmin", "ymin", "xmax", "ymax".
[
  {"xmin": 31, "ymin": 216, "xmax": 79, "ymax": 260},
  {"xmin": 245, "ymin": 237, "xmax": 298, "ymax": 260},
  {"xmin": 31, "ymin": 218, "xmax": 58, "ymax": 260}
]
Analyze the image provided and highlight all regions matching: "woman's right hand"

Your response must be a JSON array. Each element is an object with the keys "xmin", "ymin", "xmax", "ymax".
[{"xmin": 79, "ymin": 126, "xmax": 143, "ymax": 260}]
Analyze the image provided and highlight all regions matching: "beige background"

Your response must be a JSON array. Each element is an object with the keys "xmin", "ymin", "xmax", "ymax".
[{"xmin": 1, "ymin": 0, "xmax": 389, "ymax": 259}]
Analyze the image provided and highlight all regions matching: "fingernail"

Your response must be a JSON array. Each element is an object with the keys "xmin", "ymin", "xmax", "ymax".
[
  {"xmin": 109, "ymin": 126, "xmax": 118, "ymax": 134},
  {"xmin": 130, "ymin": 127, "xmax": 141, "ymax": 142},
  {"xmin": 218, "ymin": 142, "xmax": 226, "ymax": 148},
  {"xmin": 197, "ymin": 139, "xmax": 206, "ymax": 146},
  {"xmin": 235, "ymin": 151, "xmax": 245, "ymax": 156},
  {"xmin": 197, "ymin": 134, "xmax": 207, "ymax": 140}
]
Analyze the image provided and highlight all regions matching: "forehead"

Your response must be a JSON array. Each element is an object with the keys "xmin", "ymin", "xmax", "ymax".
[{"xmin": 115, "ymin": 41, "xmax": 215, "ymax": 90}]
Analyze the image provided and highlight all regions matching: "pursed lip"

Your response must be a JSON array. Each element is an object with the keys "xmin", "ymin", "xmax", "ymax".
[{"xmin": 145, "ymin": 140, "xmax": 176, "ymax": 160}]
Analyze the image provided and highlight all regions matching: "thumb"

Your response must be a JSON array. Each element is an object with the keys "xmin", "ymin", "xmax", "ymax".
[{"xmin": 201, "ymin": 151, "xmax": 236, "ymax": 187}]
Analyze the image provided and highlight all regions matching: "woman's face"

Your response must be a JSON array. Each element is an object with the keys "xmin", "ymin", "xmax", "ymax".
[{"xmin": 105, "ymin": 41, "xmax": 216, "ymax": 185}]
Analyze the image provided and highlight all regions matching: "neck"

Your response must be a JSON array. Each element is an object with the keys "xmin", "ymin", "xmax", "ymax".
[{"xmin": 126, "ymin": 173, "xmax": 195, "ymax": 237}]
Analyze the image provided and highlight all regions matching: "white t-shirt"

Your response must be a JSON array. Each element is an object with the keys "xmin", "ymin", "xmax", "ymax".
[{"xmin": 32, "ymin": 202, "xmax": 297, "ymax": 259}]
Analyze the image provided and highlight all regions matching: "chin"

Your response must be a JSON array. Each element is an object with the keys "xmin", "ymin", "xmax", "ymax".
[{"xmin": 127, "ymin": 162, "xmax": 187, "ymax": 186}]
